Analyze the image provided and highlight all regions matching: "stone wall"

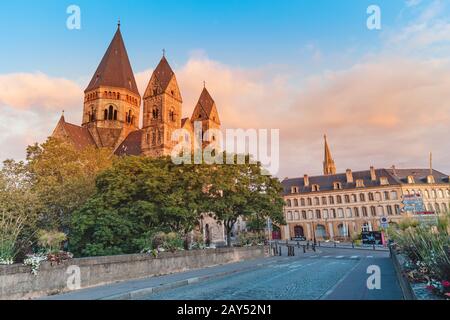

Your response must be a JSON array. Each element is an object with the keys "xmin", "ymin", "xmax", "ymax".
[{"xmin": 0, "ymin": 246, "xmax": 267, "ymax": 300}]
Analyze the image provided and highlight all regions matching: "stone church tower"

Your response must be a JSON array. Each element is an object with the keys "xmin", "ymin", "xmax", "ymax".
[
  {"xmin": 142, "ymin": 55, "xmax": 183, "ymax": 157},
  {"xmin": 51, "ymin": 24, "xmax": 222, "ymax": 160},
  {"xmin": 323, "ymin": 134, "xmax": 337, "ymax": 175},
  {"xmin": 81, "ymin": 23, "xmax": 141, "ymax": 149}
]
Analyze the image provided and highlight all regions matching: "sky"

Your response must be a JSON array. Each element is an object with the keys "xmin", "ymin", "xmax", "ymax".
[{"xmin": 0, "ymin": 0, "xmax": 449, "ymax": 178}]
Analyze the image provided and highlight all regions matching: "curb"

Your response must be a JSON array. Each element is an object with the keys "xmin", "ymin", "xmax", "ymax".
[
  {"xmin": 99, "ymin": 262, "xmax": 271, "ymax": 300},
  {"xmin": 389, "ymin": 246, "xmax": 417, "ymax": 300}
]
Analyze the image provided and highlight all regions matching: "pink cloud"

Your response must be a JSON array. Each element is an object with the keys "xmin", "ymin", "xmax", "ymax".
[{"xmin": 0, "ymin": 72, "xmax": 82, "ymax": 110}]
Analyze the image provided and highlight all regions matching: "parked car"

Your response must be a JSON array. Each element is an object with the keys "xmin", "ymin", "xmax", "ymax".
[{"xmin": 291, "ymin": 236, "xmax": 306, "ymax": 241}]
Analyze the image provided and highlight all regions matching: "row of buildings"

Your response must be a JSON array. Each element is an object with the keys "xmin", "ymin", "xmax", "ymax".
[{"xmin": 280, "ymin": 136, "xmax": 450, "ymax": 241}]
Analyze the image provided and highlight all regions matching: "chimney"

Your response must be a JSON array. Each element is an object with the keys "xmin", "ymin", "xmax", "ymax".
[
  {"xmin": 391, "ymin": 165, "xmax": 397, "ymax": 176},
  {"xmin": 346, "ymin": 169, "xmax": 354, "ymax": 183},
  {"xmin": 370, "ymin": 166, "xmax": 377, "ymax": 181},
  {"xmin": 304, "ymin": 174, "xmax": 310, "ymax": 187}
]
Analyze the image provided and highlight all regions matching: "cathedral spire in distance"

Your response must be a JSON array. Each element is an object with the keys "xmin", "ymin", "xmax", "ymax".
[{"xmin": 323, "ymin": 134, "xmax": 337, "ymax": 175}]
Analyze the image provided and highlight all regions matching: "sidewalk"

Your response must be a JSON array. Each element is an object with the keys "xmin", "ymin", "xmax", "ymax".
[{"xmin": 41, "ymin": 255, "xmax": 291, "ymax": 300}]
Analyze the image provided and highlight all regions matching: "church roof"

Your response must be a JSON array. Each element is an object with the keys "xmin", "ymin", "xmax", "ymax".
[
  {"xmin": 152, "ymin": 56, "xmax": 175, "ymax": 92},
  {"xmin": 114, "ymin": 130, "xmax": 143, "ymax": 156},
  {"xmin": 54, "ymin": 116, "xmax": 96, "ymax": 150},
  {"xmin": 191, "ymin": 87, "xmax": 220, "ymax": 123},
  {"xmin": 85, "ymin": 26, "xmax": 139, "ymax": 95}
]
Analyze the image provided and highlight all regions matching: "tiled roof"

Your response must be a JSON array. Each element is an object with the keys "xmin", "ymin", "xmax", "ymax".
[
  {"xmin": 152, "ymin": 56, "xmax": 175, "ymax": 92},
  {"xmin": 114, "ymin": 130, "xmax": 143, "ymax": 156},
  {"xmin": 282, "ymin": 168, "xmax": 449, "ymax": 195},
  {"xmin": 56, "ymin": 116, "xmax": 96, "ymax": 150},
  {"xmin": 191, "ymin": 87, "xmax": 220, "ymax": 123},
  {"xmin": 85, "ymin": 27, "xmax": 140, "ymax": 95}
]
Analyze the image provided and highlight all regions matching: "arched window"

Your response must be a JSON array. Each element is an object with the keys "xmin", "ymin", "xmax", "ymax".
[
  {"xmin": 337, "ymin": 195, "xmax": 342, "ymax": 204},
  {"xmin": 354, "ymin": 207, "xmax": 360, "ymax": 217},
  {"xmin": 152, "ymin": 107, "xmax": 159, "ymax": 119},
  {"xmin": 307, "ymin": 198, "xmax": 312, "ymax": 206},
  {"xmin": 368, "ymin": 192, "xmax": 374, "ymax": 201},
  {"xmin": 293, "ymin": 199, "xmax": 298, "ymax": 207},
  {"xmin": 344, "ymin": 195, "xmax": 350, "ymax": 203},
  {"xmin": 331, "ymin": 209, "xmax": 336, "ymax": 218},
  {"xmin": 113, "ymin": 110, "xmax": 118, "ymax": 121},
  {"xmin": 329, "ymin": 196, "xmax": 335, "ymax": 205},
  {"xmin": 300, "ymin": 198, "xmax": 305, "ymax": 206},
  {"xmin": 170, "ymin": 109, "xmax": 175, "ymax": 122},
  {"xmin": 108, "ymin": 105, "xmax": 114, "ymax": 120},
  {"xmin": 286, "ymin": 199, "xmax": 292, "ymax": 207},
  {"xmin": 395, "ymin": 204, "xmax": 401, "ymax": 215},
  {"xmin": 314, "ymin": 197, "xmax": 320, "ymax": 205},
  {"xmin": 316, "ymin": 210, "xmax": 321, "ymax": 219},
  {"xmin": 104, "ymin": 109, "xmax": 108, "ymax": 120}
]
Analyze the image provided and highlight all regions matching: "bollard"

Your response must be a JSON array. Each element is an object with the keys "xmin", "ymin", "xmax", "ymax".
[
  {"xmin": 373, "ymin": 243, "xmax": 376, "ymax": 251},
  {"xmin": 292, "ymin": 246, "xmax": 295, "ymax": 256},
  {"xmin": 334, "ymin": 242, "xmax": 336, "ymax": 248},
  {"xmin": 352, "ymin": 241, "xmax": 354, "ymax": 249},
  {"xmin": 303, "ymin": 245, "xmax": 306, "ymax": 253},
  {"xmin": 318, "ymin": 241, "xmax": 321, "ymax": 247},
  {"xmin": 279, "ymin": 246, "xmax": 282, "ymax": 256},
  {"xmin": 297, "ymin": 241, "xmax": 300, "ymax": 248},
  {"xmin": 312, "ymin": 244, "xmax": 316, "ymax": 252},
  {"xmin": 307, "ymin": 241, "xmax": 310, "ymax": 250}
]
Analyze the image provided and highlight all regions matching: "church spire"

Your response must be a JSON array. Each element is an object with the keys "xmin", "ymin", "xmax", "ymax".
[
  {"xmin": 323, "ymin": 134, "xmax": 336, "ymax": 175},
  {"xmin": 84, "ymin": 24, "xmax": 139, "ymax": 95}
]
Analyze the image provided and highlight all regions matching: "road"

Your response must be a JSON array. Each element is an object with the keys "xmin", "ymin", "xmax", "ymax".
[{"xmin": 141, "ymin": 247, "xmax": 403, "ymax": 300}]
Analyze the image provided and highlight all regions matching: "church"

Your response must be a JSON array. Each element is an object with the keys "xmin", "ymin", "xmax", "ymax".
[{"xmin": 52, "ymin": 23, "xmax": 221, "ymax": 158}]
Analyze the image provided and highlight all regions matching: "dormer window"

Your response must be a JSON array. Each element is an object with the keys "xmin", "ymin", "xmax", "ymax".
[
  {"xmin": 311, "ymin": 184, "xmax": 320, "ymax": 192},
  {"xmin": 427, "ymin": 175, "xmax": 435, "ymax": 184},
  {"xmin": 291, "ymin": 186, "xmax": 299, "ymax": 194},
  {"xmin": 356, "ymin": 179, "xmax": 365, "ymax": 188},
  {"xmin": 333, "ymin": 182, "xmax": 342, "ymax": 190},
  {"xmin": 407, "ymin": 176, "xmax": 415, "ymax": 184},
  {"xmin": 380, "ymin": 177, "xmax": 389, "ymax": 186}
]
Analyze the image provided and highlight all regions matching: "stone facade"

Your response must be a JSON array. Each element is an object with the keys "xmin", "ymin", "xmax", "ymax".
[{"xmin": 281, "ymin": 138, "xmax": 450, "ymax": 241}]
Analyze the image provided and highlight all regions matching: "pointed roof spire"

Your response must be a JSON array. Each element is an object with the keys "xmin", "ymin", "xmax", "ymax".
[
  {"xmin": 191, "ymin": 86, "xmax": 220, "ymax": 124},
  {"xmin": 152, "ymin": 55, "xmax": 175, "ymax": 92},
  {"xmin": 85, "ymin": 25, "xmax": 139, "ymax": 95},
  {"xmin": 323, "ymin": 134, "xmax": 337, "ymax": 175},
  {"xmin": 117, "ymin": 18, "xmax": 120, "ymax": 28}
]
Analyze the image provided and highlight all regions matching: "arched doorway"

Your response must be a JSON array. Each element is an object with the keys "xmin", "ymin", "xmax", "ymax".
[
  {"xmin": 294, "ymin": 225, "xmax": 304, "ymax": 238},
  {"xmin": 315, "ymin": 224, "xmax": 326, "ymax": 238}
]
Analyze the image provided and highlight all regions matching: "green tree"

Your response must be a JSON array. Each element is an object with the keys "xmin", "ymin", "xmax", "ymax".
[
  {"xmin": 203, "ymin": 154, "xmax": 285, "ymax": 247},
  {"xmin": 70, "ymin": 156, "xmax": 208, "ymax": 256},
  {"xmin": 0, "ymin": 160, "xmax": 38, "ymax": 262},
  {"xmin": 26, "ymin": 137, "xmax": 113, "ymax": 232}
]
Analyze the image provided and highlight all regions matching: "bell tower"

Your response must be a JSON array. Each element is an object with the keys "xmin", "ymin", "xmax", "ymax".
[
  {"xmin": 142, "ymin": 54, "xmax": 182, "ymax": 156},
  {"xmin": 82, "ymin": 23, "xmax": 141, "ymax": 149}
]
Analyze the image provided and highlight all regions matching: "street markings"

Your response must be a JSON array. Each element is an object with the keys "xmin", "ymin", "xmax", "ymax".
[
  {"xmin": 350, "ymin": 256, "xmax": 358, "ymax": 259},
  {"xmin": 336, "ymin": 256, "xmax": 344, "ymax": 259}
]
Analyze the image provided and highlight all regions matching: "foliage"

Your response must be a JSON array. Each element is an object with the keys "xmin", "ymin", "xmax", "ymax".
[
  {"xmin": 37, "ymin": 230, "xmax": 67, "ymax": 253},
  {"xmin": 389, "ymin": 216, "xmax": 450, "ymax": 290},
  {"xmin": 26, "ymin": 138, "xmax": 113, "ymax": 231},
  {"xmin": 237, "ymin": 232, "xmax": 264, "ymax": 246},
  {"xmin": 23, "ymin": 253, "xmax": 47, "ymax": 275},
  {"xmin": 0, "ymin": 160, "xmax": 38, "ymax": 263},
  {"xmin": 202, "ymin": 153, "xmax": 285, "ymax": 247},
  {"xmin": 70, "ymin": 156, "xmax": 208, "ymax": 256}
]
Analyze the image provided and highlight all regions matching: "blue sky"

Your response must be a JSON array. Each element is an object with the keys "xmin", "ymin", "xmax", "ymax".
[
  {"xmin": 0, "ymin": 0, "xmax": 407, "ymax": 78},
  {"xmin": 1, "ymin": 0, "xmax": 450, "ymax": 177}
]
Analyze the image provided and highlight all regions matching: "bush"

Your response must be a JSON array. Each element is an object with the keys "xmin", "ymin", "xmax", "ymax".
[
  {"xmin": 37, "ymin": 230, "xmax": 67, "ymax": 254},
  {"xmin": 389, "ymin": 218, "xmax": 450, "ymax": 283}
]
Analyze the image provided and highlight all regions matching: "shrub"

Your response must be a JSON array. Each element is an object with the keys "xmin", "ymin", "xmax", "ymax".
[
  {"xmin": 389, "ymin": 220, "xmax": 450, "ymax": 282},
  {"xmin": 37, "ymin": 230, "xmax": 67, "ymax": 254}
]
